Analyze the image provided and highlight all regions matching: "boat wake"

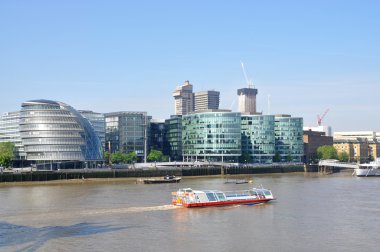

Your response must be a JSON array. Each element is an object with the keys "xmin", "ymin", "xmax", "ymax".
[
  {"xmin": 0, "ymin": 205, "xmax": 181, "ymax": 225},
  {"xmin": 84, "ymin": 204, "xmax": 180, "ymax": 216}
]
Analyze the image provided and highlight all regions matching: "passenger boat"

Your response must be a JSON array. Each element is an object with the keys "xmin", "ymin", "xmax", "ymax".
[
  {"xmin": 355, "ymin": 158, "xmax": 380, "ymax": 176},
  {"xmin": 172, "ymin": 187, "xmax": 274, "ymax": 208},
  {"xmin": 141, "ymin": 175, "xmax": 181, "ymax": 184}
]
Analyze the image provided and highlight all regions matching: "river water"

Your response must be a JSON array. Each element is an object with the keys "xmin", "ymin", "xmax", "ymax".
[{"xmin": 0, "ymin": 172, "xmax": 379, "ymax": 252}]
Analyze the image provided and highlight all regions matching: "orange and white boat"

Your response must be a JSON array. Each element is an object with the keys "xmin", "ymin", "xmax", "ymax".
[{"xmin": 171, "ymin": 187, "xmax": 274, "ymax": 208}]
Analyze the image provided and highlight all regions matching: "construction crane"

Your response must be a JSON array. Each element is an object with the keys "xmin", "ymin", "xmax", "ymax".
[
  {"xmin": 317, "ymin": 109, "xmax": 329, "ymax": 126},
  {"xmin": 240, "ymin": 61, "xmax": 254, "ymax": 88}
]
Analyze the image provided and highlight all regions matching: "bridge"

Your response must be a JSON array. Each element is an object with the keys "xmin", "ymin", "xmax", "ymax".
[{"xmin": 318, "ymin": 160, "xmax": 358, "ymax": 173}]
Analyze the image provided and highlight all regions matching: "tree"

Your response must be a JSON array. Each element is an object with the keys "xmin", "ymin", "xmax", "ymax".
[
  {"xmin": 317, "ymin": 145, "xmax": 338, "ymax": 160},
  {"xmin": 111, "ymin": 151, "xmax": 126, "ymax": 164},
  {"xmin": 338, "ymin": 151, "xmax": 349, "ymax": 162},
  {"xmin": 0, "ymin": 142, "xmax": 15, "ymax": 167},
  {"xmin": 104, "ymin": 151, "xmax": 110, "ymax": 164},
  {"xmin": 286, "ymin": 154, "xmax": 293, "ymax": 162},
  {"xmin": 125, "ymin": 152, "xmax": 138, "ymax": 164},
  {"xmin": 147, "ymin": 148, "xmax": 167, "ymax": 162}
]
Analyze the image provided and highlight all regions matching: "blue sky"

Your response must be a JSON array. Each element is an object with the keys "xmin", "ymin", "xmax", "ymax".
[{"xmin": 1, "ymin": 0, "xmax": 379, "ymax": 132}]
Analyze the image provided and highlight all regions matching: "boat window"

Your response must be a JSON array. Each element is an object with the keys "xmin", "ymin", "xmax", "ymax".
[
  {"xmin": 216, "ymin": 193, "xmax": 226, "ymax": 201},
  {"xmin": 262, "ymin": 190, "xmax": 272, "ymax": 196},
  {"xmin": 249, "ymin": 190, "xmax": 258, "ymax": 196},
  {"xmin": 206, "ymin": 192, "xmax": 217, "ymax": 202}
]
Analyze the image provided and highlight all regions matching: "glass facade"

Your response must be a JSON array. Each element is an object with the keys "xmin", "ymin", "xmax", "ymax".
[
  {"xmin": 182, "ymin": 112, "xmax": 241, "ymax": 162},
  {"xmin": 164, "ymin": 115, "xmax": 182, "ymax": 161},
  {"xmin": 105, "ymin": 112, "xmax": 149, "ymax": 161},
  {"xmin": 0, "ymin": 111, "xmax": 26, "ymax": 160},
  {"xmin": 79, "ymin": 110, "xmax": 106, "ymax": 149},
  {"xmin": 150, "ymin": 120, "xmax": 165, "ymax": 152},
  {"xmin": 241, "ymin": 115, "xmax": 275, "ymax": 163},
  {"xmin": 19, "ymin": 100, "xmax": 103, "ymax": 164},
  {"xmin": 274, "ymin": 115, "xmax": 304, "ymax": 162}
]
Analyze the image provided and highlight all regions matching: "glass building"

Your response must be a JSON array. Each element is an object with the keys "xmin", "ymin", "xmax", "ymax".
[
  {"xmin": 182, "ymin": 111, "xmax": 241, "ymax": 162},
  {"xmin": 150, "ymin": 119, "xmax": 165, "ymax": 152},
  {"xmin": 164, "ymin": 115, "xmax": 182, "ymax": 161},
  {"xmin": 105, "ymin": 111, "xmax": 149, "ymax": 162},
  {"xmin": 79, "ymin": 110, "xmax": 106, "ymax": 149},
  {"xmin": 0, "ymin": 111, "xmax": 26, "ymax": 161},
  {"xmin": 19, "ymin": 100, "xmax": 103, "ymax": 169},
  {"xmin": 274, "ymin": 115, "xmax": 304, "ymax": 162},
  {"xmin": 241, "ymin": 115, "xmax": 275, "ymax": 163}
]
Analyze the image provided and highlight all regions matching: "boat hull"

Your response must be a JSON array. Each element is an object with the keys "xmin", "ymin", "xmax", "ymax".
[
  {"xmin": 176, "ymin": 198, "xmax": 273, "ymax": 208},
  {"xmin": 143, "ymin": 178, "xmax": 181, "ymax": 184},
  {"xmin": 355, "ymin": 168, "xmax": 380, "ymax": 176}
]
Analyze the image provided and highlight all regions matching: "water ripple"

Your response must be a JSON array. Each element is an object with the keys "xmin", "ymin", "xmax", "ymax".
[{"xmin": 0, "ymin": 221, "xmax": 127, "ymax": 252}]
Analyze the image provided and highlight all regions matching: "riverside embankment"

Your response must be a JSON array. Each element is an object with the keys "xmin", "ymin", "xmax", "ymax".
[{"xmin": 0, "ymin": 164, "xmax": 305, "ymax": 183}]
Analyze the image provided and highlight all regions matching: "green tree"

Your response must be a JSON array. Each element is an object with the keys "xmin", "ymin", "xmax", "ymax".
[
  {"xmin": 104, "ymin": 151, "xmax": 110, "ymax": 164},
  {"xmin": 0, "ymin": 142, "xmax": 15, "ymax": 167},
  {"xmin": 147, "ymin": 148, "xmax": 167, "ymax": 162},
  {"xmin": 286, "ymin": 154, "xmax": 293, "ymax": 162},
  {"xmin": 111, "ymin": 151, "xmax": 127, "ymax": 164},
  {"xmin": 317, "ymin": 145, "xmax": 338, "ymax": 160},
  {"xmin": 338, "ymin": 151, "xmax": 349, "ymax": 162},
  {"xmin": 125, "ymin": 152, "xmax": 138, "ymax": 164}
]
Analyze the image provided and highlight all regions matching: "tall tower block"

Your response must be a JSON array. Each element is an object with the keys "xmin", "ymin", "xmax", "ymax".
[
  {"xmin": 172, "ymin": 80, "xmax": 194, "ymax": 115},
  {"xmin": 237, "ymin": 87, "xmax": 258, "ymax": 114}
]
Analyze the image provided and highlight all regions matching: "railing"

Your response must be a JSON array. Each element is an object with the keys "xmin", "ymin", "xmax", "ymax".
[{"xmin": 318, "ymin": 160, "xmax": 359, "ymax": 169}]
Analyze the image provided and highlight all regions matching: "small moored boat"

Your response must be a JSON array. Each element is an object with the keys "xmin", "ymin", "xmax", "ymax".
[
  {"xmin": 224, "ymin": 178, "xmax": 251, "ymax": 184},
  {"xmin": 141, "ymin": 175, "xmax": 181, "ymax": 184},
  {"xmin": 172, "ymin": 187, "xmax": 274, "ymax": 208}
]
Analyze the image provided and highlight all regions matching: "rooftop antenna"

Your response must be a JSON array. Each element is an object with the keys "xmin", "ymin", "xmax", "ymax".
[{"xmin": 240, "ymin": 61, "xmax": 254, "ymax": 88}]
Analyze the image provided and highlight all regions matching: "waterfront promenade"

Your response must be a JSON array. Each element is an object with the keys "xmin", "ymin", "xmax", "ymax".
[{"xmin": 0, "ymin": 163, "xmax": 305, "ymax": 183}]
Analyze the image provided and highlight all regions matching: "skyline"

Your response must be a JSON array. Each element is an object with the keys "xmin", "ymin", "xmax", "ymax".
[{"xmin": 1, "ymin": 1, "xmax": 379, "ymax": 132}]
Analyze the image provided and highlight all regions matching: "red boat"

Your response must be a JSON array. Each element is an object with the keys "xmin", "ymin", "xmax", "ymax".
[{"xmin": 171, "ymin": 187, "xmax": 274, "ymax": 208}]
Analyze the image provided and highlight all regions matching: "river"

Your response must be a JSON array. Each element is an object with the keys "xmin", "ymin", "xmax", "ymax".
[{"xmin": 0, "ymin": 172, "xmax": 379, "ymax": 252}]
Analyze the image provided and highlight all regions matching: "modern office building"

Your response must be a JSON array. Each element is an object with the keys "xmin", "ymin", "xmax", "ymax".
[
  {"xmin": 79, "ymin": 110, "xmax": 106, "ymax": 149},
  {"xmin": 241, "ymin": 115, "xmax": 275, "ymax": 163},
  {"xmin": 150, "ymin": 119, "xmax": 165, "ymax": 152},
  {"xmin": 19, "ymin": 100, "xmax": 103, "ymax": 169},
  {"xmin": 274, "ymin": 115, "xmax": 304, "ymax": 162},
  {"xmin": 194, "ymin": 90, "xmax": 220, "ymax": 112},
  {"xmin": 237, "ymin": 87, "xmax": 258, "ymax": 114},
  {"xmin": 164, "ymin": 115, "xmax": 182, "ymax": 161},
  {"xmin": 0, "ymin": 111, "xmax": 26, "ymax": 161},
  {"xmin": 105, "ymin": 111, "xmax": 149, "ymax": 162},
  {"xmin": 172, "ymin": 80, "xmax": 194, "ymax": 115},
  {"xmin": 182, "ymin": 110, "xmax": 241, "ymax": 162}
]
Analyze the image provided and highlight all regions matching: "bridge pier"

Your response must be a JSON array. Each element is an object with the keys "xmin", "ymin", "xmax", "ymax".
[{"xmin": 318, "ymin": 165, "xmax": 333, "ymax": 174}]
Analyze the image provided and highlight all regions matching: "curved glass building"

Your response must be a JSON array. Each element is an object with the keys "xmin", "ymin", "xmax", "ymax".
[
  {"xmin": 182, "ymin": 111, "xmax": 241, "ymax": 162},
  {"xmin": 241, "ymin": 115, "xmax": 275, "ymax": 163},
  {"xmin": 19, "ymin": 100, "xmax": 103, "ymax": 168}
]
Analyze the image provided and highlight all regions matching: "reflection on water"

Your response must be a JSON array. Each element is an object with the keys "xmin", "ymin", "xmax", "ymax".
[{"xmin": 0, "ymin": 222, "xmax": 126, "ymax": 252}]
